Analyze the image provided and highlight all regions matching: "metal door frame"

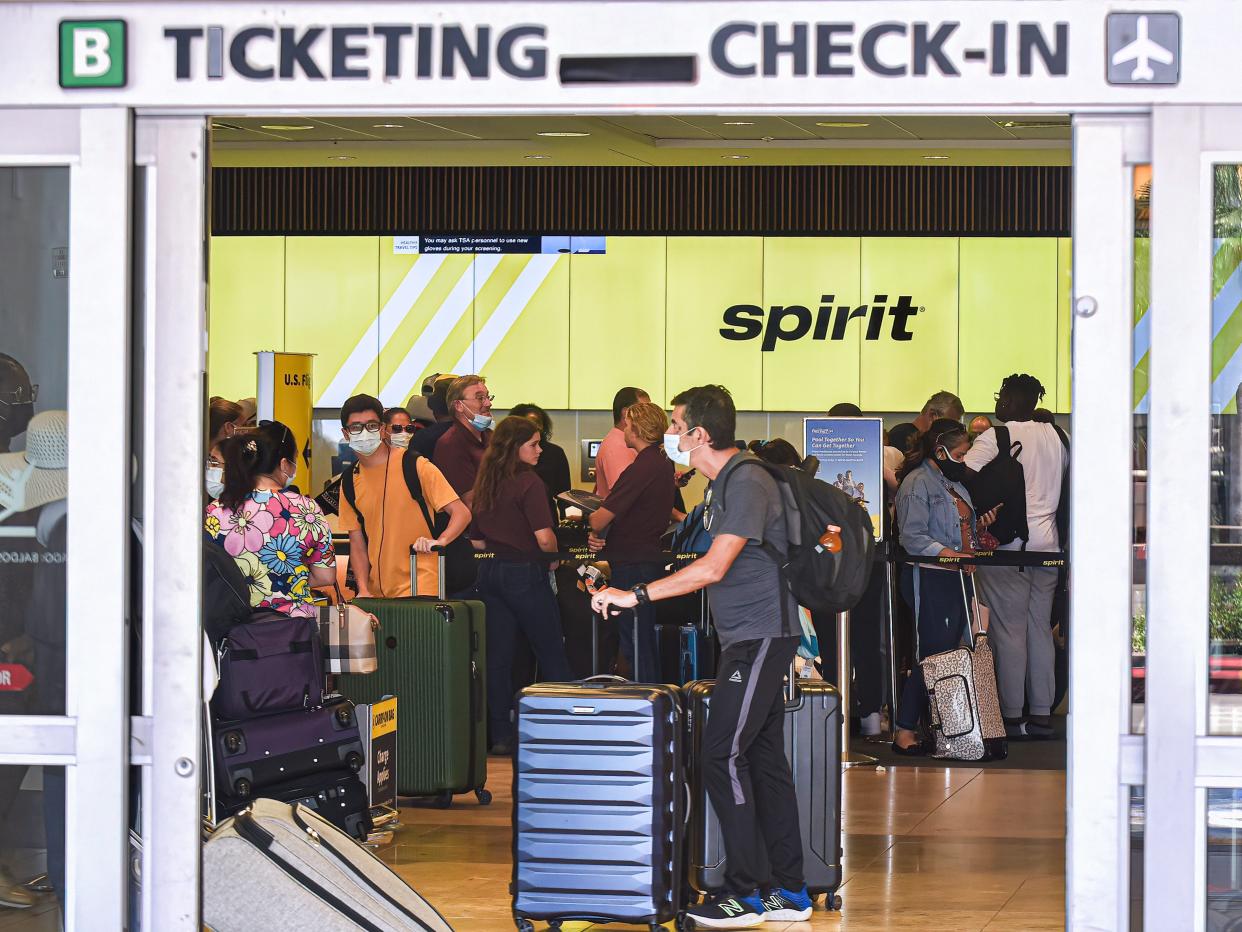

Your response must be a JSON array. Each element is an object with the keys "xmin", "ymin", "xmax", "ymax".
[{"xmin": 0, "ymin": 107, "xmax": 132, "ymax": 930}]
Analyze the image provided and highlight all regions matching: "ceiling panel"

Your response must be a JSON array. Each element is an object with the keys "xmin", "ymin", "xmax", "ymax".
[
  {"xmin": 781, "ymin": 116, "xmax": 915, "ymax": 140},
  {"xmin": 677, "ymin": 116, "xmax": 818, "ymax": 140},
  {"xmin": 596, "ymin": 116, "xmax": 721, "ymax": 140},
  {"xmin": 886, "ymin": 116, "xmax": 1018, "ymax": 140}
]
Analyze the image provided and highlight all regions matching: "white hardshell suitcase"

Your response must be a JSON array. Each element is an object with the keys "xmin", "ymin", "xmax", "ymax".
[{"xmin": 203, "ymin": 797, "xmax": 454, "ymax": 932}]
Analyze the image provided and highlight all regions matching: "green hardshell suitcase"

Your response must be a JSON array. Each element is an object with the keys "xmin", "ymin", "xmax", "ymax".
[{"xmin": 338, "ymin": 550, "xmax": 489, "ymax": 807}]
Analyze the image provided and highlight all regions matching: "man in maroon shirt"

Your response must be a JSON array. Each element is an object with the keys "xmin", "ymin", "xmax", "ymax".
[
  {"xmin": 588, "ymin": 402, "xmax": 676, "ymax": 681},
  {"xmin": 433, "ymin": 374, "xmax": 494, "ymax": 502}
]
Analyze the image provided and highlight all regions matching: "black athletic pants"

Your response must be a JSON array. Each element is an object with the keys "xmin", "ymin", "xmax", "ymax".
[{"xmin": 703, "ymin": 635, "xmax": 804, "ymax": 895}]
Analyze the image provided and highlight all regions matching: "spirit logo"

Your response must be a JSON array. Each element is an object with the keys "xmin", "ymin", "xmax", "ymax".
[{"xmin": 721, "ymin": 295, "xmax": 919, "ymax": 351}]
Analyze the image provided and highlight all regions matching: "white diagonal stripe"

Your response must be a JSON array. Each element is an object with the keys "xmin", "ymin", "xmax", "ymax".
[
  {"xmin": 318, "ymin": 254, "xmax": 447, "ymax": 407},
  {"xmin": 380, "ymin": 255, "xmax": 503, "ymax": 404},
  {"xmin": 452, "ymin": 255, "xmax": 560, "ymax": 375}
]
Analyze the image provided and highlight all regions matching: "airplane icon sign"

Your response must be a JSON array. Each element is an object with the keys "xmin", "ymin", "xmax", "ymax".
[
  {"xmin": 1106, "ymin": 12, "xmax": 1180, "ymax": 86},
  {"xmin": 1111, "ymin": 15, "xmax": 1173, "ymax": 81}
]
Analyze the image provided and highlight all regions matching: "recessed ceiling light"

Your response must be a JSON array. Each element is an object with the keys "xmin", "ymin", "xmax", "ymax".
[
  {"xmin": 536, "ymin": 131, "xmax": 590, "ymax": 138},
  {"xmin": 260, "ymin": 124, "xmax": 315, "ymax": 131},
  {"xmin": 923, "ymin": 155, "xmax": 950, "ymax": 160},
  {"xmin": 723, "ymin": 121, "xmax": 756, "ymax": 126},
  {"xmin": 816, "ymin": 121, "xmax": 870, "ymax": 129},
  {"xmin": 329, "ymin": 155, "xmax": 356, "ymax": 161},
  {"xmin": 721, "ymin": 154, "xmax": 750, "ymax": 160},
  {"xmin": 997, "ymin": 119, "xmax": 1071, "ymax": 129},
  {"xmin": 372, "ymin": 123, "xmax": 404, "ymax": 129},
  {"xmin": 524, "ymin": 154, "xmax": 552, "ymax": 160}
]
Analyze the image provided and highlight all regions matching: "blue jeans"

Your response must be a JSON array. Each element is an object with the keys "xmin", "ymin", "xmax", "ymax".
[
  {"xmin": 609, "ymin": 562, "xmax": 664, "ymax": 683},
  {"xmin": 474, "ymin": 559, "xmax": 572, "ymax": 744}
]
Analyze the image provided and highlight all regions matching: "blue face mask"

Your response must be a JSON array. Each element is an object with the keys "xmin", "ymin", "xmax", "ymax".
[{"xmin": 463, "ymin": 403, "xmax": 494, "ymax": 432}]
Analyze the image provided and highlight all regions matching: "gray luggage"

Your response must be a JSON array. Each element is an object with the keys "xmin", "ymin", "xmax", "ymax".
[{"xmin": 203, "ymin": 797, "xmax": 454, "ymax": 932}]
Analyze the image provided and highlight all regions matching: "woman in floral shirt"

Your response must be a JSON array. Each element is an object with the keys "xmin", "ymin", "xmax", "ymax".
[{"xmin": 205, "ymin": 421, "xmax": 335, "ymax": 618}]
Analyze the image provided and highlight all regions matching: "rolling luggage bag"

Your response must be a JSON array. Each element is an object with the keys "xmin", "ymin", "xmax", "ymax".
[
  {"xmin": 512, "ymin": 678, "xmax": 684, "ymax": 931},
  {"xmin": 686, "ymin": 676, "xmax": 843, "ymax": 908},
  {"xmin": 213, "ymin": 696, "xmax": 365, "ymax": 800},
  {"xmin": 336, "ymin": 548, "xmax": 490, "ymax": 807},
  {"xmin": 204, "ymin": 797, "xmax": 455, "ymax": 932},
  {"xmin": 920, "ymin": 572, "xmax": 1007, "ymax": 762},
  {"xmin": 218, "ymin": 768, "xmax": 373, "ymax": 842}
]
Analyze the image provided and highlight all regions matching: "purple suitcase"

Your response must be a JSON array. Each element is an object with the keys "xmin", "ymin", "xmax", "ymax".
[{"xmin": 214, "ymin": 697, "xmax": 365, "ymax": 799}]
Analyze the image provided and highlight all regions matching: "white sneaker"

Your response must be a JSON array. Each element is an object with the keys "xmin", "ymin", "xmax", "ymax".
[{"xmin": 860, "ymin": 712, "xmax": 882, "ymax": 736}]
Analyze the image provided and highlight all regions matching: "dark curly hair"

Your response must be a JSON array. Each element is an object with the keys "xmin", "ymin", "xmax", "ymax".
[{"xmin": 998, "ymin": 374, "xmax": 1046, "ymax": 420}]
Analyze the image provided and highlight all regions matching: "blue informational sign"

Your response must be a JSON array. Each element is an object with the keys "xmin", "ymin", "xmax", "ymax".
[{"xmin": 803, "ymin": 417, "xmax": 884, "ymax": 541}]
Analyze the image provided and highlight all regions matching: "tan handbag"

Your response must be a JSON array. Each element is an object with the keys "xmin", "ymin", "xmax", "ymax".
[{"xmin": 317, "ymin": 585, "xmax": 379, "ymax": 675}]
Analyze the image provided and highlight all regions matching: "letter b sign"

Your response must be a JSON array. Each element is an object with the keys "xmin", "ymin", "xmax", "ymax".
[{"xmin": 60, "ymin": 20, "xmax": 127, "ymax": 88}]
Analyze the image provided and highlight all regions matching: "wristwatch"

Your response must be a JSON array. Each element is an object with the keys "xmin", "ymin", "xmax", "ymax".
[{"xmin": 631, "ymin": 583, "xmax": 650, "ymax": 605}]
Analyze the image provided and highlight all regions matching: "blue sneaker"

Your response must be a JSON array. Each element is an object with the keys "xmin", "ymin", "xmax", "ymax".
[
  {"xmin": 685, "ymin": 891, "xmax": 766, "ymax": 928},
  {"xmin": 760, "ymin": 886, "xmax": 814, "ymax": 922}
]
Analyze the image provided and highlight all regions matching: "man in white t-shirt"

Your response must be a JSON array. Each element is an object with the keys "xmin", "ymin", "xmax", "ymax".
[{"xmin": 960, "ymin": 374, "xmax": 1068, "ymax": 740}]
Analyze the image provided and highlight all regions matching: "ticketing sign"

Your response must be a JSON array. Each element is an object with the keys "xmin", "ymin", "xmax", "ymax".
[{"xmin": 1, "ymin": 2, "xmax": 1228, "ymax": 110}]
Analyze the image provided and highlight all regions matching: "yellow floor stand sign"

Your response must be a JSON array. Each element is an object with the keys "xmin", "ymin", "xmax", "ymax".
[{"xmin": 256, "ymin": 351, "xmax": 315, "ymax": 490}]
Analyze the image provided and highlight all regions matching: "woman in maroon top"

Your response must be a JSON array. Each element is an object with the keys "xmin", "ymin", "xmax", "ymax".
[
  {"xmin": 470, "ymin": 416, "xmax": 572, "ymax": 754},
  {"xmin": 588, "ymin": 402, "xmax": 676, "ymax": 682}
]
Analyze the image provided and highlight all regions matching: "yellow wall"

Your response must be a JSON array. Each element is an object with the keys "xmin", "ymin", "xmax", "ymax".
[{"xmin": 208, "ymin": 235, "xmax": 1072, "ymax": 412}]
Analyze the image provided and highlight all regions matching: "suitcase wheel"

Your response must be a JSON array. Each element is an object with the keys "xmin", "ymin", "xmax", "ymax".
[
  {"xmin": 334, "ymin": 704, "xmax": 354, "ymax": 727},
  {"xmin": 475, "ymin": 787, "xmax": 493, "ymax": 806},
  {"xmin": 346, "ymin": 752, "xmax": 364, "ymax": 773},
  {"xmin": 433, "ymin": 791, "xmax": 453, "ymax": 809},
  {"xmin": 828, "ymin": 893, "xmax": 843, "ymax": 911},
  {"xmin": 515, "ymin": 920, "xmax": 535, "ymax": 932},
  {"xmin": 222, "ymin": 731, "xmax": 243, "ymax": 754},
  {"xmin": 234, "ymin": 778, "xmax": 252, "ymax": 799}
]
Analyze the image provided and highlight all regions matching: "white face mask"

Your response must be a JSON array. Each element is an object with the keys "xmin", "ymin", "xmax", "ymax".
[
  {"xmin": 389, "ymin": 432, "xmax": 411, "ymax": 449},
  {"xmin": 205, "ymin": 465, "xmax": 224, "ymax": 499},
  {"xmin": 349, "ymin": 434, "xmax": 383, "ymax": 457},
  {"xmin": 663, "ymin": 430, "xmax": 704, "ymax": 468},
  {"xmin": 283, "ymin": 462, "xmax": 297, "ymax": 489}
]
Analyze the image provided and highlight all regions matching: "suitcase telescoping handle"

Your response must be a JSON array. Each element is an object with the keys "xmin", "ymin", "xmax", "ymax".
[
  {"xmin": 959, "ymin": 570, "xmax": 984, "ymax": 649},
  {"xmin": 411, "ymin": 544, "xmax": 448, "ymax": 600}
]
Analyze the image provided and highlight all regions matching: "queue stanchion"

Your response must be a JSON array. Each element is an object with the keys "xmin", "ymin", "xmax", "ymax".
[
  {"xmin": 884, "ymin": 556, "xmax": 900, "ymax": 739},
  {"xmin": 838, "ymin": 609, "xmax": 878, "ymax": 768}
]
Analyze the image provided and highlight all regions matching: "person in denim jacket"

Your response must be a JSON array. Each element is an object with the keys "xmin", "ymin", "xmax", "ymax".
[{"xmin": 891, "ymin": 419, "xmax": 997, "ymax": 755}]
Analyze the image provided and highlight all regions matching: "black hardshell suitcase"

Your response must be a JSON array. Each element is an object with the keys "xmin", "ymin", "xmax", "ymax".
[
  {"xmin": 511, "ymin": 679, "xmax": 684, "ymax": 931},
  {"xmin": 219, "ymin": 769, "xmax": 373, "ymax": 842},
  {"xmin": 212, "ymin": 696, "xmax": 365, "ymax": 800},
  {"xmin": 686, "ymin": 677, "xmax": 843, "ymax": 908}
]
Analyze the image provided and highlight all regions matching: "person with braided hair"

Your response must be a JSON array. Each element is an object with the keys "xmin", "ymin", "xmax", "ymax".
[{"xmin": 950, "ymin": 373, "xmax": 1069, "ymax": 741}]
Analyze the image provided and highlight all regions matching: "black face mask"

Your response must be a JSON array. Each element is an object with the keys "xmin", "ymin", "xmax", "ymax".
[{"xmin": 937, "ymin": 452, "xmax": 971, "ymax": 483}]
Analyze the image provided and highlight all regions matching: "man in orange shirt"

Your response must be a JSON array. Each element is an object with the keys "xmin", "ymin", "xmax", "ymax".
[
  {"xmin": 337, "ymin": 394, "xmax": 471, "ymax": 598},
  {"xmin": 593, "ymin": 386, "xmax": 649, "ymax": 499}
]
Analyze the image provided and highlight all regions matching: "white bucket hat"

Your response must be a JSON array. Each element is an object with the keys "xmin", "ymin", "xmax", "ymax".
[{"xmin": 0, "ymin": 409, "xmax": 68, "ymax": 521}]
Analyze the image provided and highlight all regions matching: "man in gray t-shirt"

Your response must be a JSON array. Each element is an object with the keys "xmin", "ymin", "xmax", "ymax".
[
  {"xmin": 592, "ymin": 385, "xmax": 811, "ymax": 929},
  {"xmin": 704, "ymin": 452, "xmax": 799, "ymax": 646}
]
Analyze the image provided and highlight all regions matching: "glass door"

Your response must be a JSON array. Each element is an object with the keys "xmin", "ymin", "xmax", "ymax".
[
  {"xmin": 0, "ymin": 109, "xmax": 132, "ymax": 929},
  {"xmin": 1141, "ymin": 105, "xmax": 1242, "ymax": 931}
]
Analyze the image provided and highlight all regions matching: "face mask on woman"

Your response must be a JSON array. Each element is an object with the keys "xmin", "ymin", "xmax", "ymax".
[
  {"xmin": 936, "ymin": 448, "xmax": 970, "ymax": 482},
  {"xmin": 389, "ymin": 431, "xmax": 411, "ymax": 449},
  {"xmin": 283, "ymin": 462, "xmax": 297, "ymax": 489},
  {"xmin": 205, "ymin": 466, "xmax": 224, "ymax": 499}
]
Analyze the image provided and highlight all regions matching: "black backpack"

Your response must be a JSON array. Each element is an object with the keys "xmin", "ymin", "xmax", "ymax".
[
  {"xmin": 966, "ymin": 424, "xmax": 1070, "ymax": 550},
  {"xmin": 340, "ymin": 450, "xmax": 476, "ymax": 595},
  {"xmin": 717, "ymin": 457, "xmax": 876, "ymax": 616},
  {"xmin": 964, "ymin": 425, "xmax": 1029, "ymax": 547},
  {"xmin": 340, "ymin": 449, "xmax": 445, "ymax": 543}
]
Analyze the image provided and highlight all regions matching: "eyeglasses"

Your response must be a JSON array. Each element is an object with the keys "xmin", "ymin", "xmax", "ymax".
[
  {"xmin": 465, "ymin": 393, "xmax": 495, "ymax": 404},
  {"xmin": 344, "ymin": 421, "xmax": 382, "ymax": 436},
  {"xmin": 0, "ymin": 384, "xmax": 37, "ymax": 406},
  {"xmin": 387, "ymin": 423, "xmax": 417, "ymax": 434}
]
